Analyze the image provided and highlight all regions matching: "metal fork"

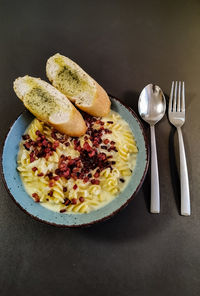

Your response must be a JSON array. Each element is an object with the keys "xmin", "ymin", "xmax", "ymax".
[{"xmin": 169, "ymin": 81, "xmax": 190, "ymax": 216}]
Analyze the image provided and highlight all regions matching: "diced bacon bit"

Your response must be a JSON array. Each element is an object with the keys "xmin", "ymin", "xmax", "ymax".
[
  {"xmin": 88, "ymin": 150, "xmax": 96, "ymax": 157},
  {"xmin": 101, "ymin": 145, "xmax": 107, "ymax": 150},
  {"xmin": 32, "ymin": 193, "xmax": 40, "ymax": 202},
  {"xmin": 65, "ymin": 142, "xmax": 70, "ymax": 147},
  {"xmin": 59, "ymin": 155, "xmax": 66, "ymax": 162},
  {"xmin": 36, "ymin": 136, "xmax": 41, "ymax": 142},
  {"xmin": 60, "ymin": 209, "xmax": 66, "ymax": 213},
  {"xmin": 51, "ymin": 131, "xmax": 57, "ymax": 140},
  {"xmin": 48, "ymin": 190, "xmax": 53, "ymax": 197},
  {"xmin": 79, "ymin": 197, "xmax": 84, "ymax": 203},
  {"xmin": 107, "ymin": 121, "xmax": 113, "ymax": 124},
  {"xmin": 32, "ymin": 167, "xmax": 37, "ymax": 172},
  {"xmin": 111, "ymin": 161, "xmax": 116, "ymax": 165},
  {"xmin": 63, "ymin": 169, "xmax": 70, "ymax": 178},
  {"xmin": 73, "ymin": 167, "xmax": 80, "ymax": 173},
  {"xmin": 94, "ymin": 171, "xmax": 100, "ymax": 178},
  {"xmin": 95, "ymin": 120, "xmax": 101, "ymax": 124},
  {"xmin": 108, "ymin": 146, "xmax": 118, "ymax": 152},
  {"xmin": 35, "ymin": 130, "xmax": 41, "ymax": 136},
  {"xmin": 111, "ymin": 147, "xmax": 118, "ymax": 152},
  {"xmin": 84, "ymin": 136, "xmax": 88, "ymax": 141},
  {"xmin": 103, "ymin": 139, "xmax": 109, "ymax": 145},
  {"xmin": 22, "ymin": 134, "xmax": 30, "ymax": 140},
  {"xmin": 73, "ymin": 184, "xmax": 78, "ymax": 190},
  {"xmin": 83, "ymin": 142, "xmax": 92, "ymax": 152},
  {"xmin": 30, "ymin": 152, "xmax": 34, "ymax": 158},
  {"xmin": 23, "ymin": 142, "xmax": 31, "ymax": 150},
  {"xmin": 42, "ymin": 139, "xmax": 48, "ymax": 146},
  {"xmin": 71, "ymin": 173, "xmax": 78, "ymax": 180},
  {"xmin": 76, "ymin": 160, "xmax": 82, "ymax": 168},
  {"xmin": 45, "ymin": 147, "xmax": 50, "ymax": 153},
  {"xmin": 93, "ymin": 141, "xmax": 99, "ymax": 148},
  {"xmin": 76, "ymin": 145, "xmax": 82, "ymax": 152},
  {"xmin": 52, "ymin": 141, "xmax": 59, "ymax": 150},
  {"xmin": 53, "ymin": 176, "xmax": 60, "ymax": 181},
  {"xmin": 54, "ymin": 169, "xmax": 60, "ymax": 176},
  {"xmin": 63, "ymin": 187, "xmax": 67, "ymax": 192},
  {"xmin": 59, "ymin": 139, "xmax": 65, "ymax": 144},
  {"xmin": 83, "ymin": 177, "xmax": 89, "ymax": 183},
  {"xmin": 71, "ymin": 198, "xmax": 77, "ymax": 204},
  {"xmin": 30, "ymin": 156, "xmax": 35, "ymax": 163},
  {"xmin": 73, "ymin": 139, "xmax": 81, "ymax": 151},
  {"xmin": 120, "ymin": 178, "xmax": 125, "ymax": 183},
  {"xmin": 68, "ymin": 159, "xmax": 75, "ymax": 166},
  {"xmin": 104, "ymin": 129, "xmax": 112, "ymax": 134},
  {"xmin": 98, "ymin": 153, "xmax": 106, "ymax": 160},
  {"xmin": 110, "ymin": 141, "xmax": 115, "ymax": 145},
  {"xmin": 59, "ymin": 162, "xmax": 68, "ymax": 171},
  {"xmin": 78, "ymin": 172, "xmax": 84, "ymax": 179},
  {"xmin": 46, "ymin": 172, "xmax": 53, "ymax": 179},
  {"xmin": 37, "ymin": 173, "xmax": 44, "ymax": 177},
  {"xmin": 91, "ymin": 179, "xmax": 100, "ymax": 185},
  {"xmin": 49, "ymin": 180, "xmax": 55, "ymax": 187},
  {"xmin": 63, "ymin": 198, "xmax": 70, "ymax": 206}
]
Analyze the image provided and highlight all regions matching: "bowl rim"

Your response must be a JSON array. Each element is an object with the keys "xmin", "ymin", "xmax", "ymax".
[{"xmin": 0, "ymin": 95, "xmax": 150, "ymax": 228}]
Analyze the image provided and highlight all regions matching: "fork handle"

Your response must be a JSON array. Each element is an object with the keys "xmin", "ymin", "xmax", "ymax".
[
  {"xmin": 177, "ymin": 127, "xmax": 191, "ymax": 216},
  {"xmin": 150, "ymin": 125, "xmax": 160, "ymax": 213}
]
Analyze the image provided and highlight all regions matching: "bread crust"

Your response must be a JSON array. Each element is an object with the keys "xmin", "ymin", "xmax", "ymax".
[
  {"xmin": 13, "ymin": 76, "xmax": 87, "ymax": 137},
  {"xmin": 75, "ymin": 82, "xmax": 111, "ymax": 117},
  {"xmin": 49, "ymin": 106, "xmax": 87, "ymax": 137}
]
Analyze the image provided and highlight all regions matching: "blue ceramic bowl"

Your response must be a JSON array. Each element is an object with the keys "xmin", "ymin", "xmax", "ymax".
[{"xmin": 1, "ymin": 96, "xmax": 149, "ymax": 227}]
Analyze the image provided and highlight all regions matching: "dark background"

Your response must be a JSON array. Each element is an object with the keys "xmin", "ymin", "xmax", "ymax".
[{"xmin": 0, "ymin": 0, "xmax": 200, "ymax": 295}]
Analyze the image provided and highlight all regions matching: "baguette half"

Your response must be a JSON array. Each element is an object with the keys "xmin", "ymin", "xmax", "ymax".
[
  {"xmin": 46, "ymin": 53, "xmax": 111, "ymax": 117},
  {"xmin": 13, "ymin": 76, "xmax": 87, "ymax": 136}
]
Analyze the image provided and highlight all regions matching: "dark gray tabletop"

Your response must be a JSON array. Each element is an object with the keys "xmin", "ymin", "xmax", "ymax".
[{"xmin": 1, "ymin": 1, "xmax": 200, "ymax": 295}]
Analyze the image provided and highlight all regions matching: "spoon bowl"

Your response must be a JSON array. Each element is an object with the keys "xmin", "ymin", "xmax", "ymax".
[{"xmin": 138, "ymin": 84, "xmax": 166, "ymax": 125}]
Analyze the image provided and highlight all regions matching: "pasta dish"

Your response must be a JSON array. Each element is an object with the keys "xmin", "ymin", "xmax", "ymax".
[{"xmin": 17, "ymin": 111, "xmax": 138, "ymax": 214}]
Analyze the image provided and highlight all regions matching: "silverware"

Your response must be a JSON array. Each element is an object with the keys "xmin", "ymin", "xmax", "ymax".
[
  {"xmin": 138, "ymin": 84, "xmax": 166, "ymax": 213},
  {"xmin": 168, "ymin": 81, "xmax": 190, "ymax": 216}
]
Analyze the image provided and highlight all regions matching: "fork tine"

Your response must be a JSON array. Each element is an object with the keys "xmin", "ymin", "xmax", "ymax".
[
  {"xmin": 177, "ymin": 81, "xmax": 181, "ymax": 111},
  {"xmin": 182, "ymin": 81, "xmax": 185, "ymax": 111},
  {"xmin": 172, "ymin": 81, "xmax": 178, "ymax": 111},
  {"xmin": 169, "ymin": 81, "xmax": 174, "ymax": 112}
]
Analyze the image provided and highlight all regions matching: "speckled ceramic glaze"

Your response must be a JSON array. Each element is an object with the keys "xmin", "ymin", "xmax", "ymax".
[{"xmin": 1, "ymin": 97, "xmax": 149, "ymax": 227}]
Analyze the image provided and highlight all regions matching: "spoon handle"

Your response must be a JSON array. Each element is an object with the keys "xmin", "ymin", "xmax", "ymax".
[{"xmin": 150, "ymin": 125, "xmax": 160, "ymax": 213}]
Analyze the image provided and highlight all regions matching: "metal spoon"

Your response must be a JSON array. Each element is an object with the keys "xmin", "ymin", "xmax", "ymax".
[{"xmin": 138, "ymin": 84, "xmax": 166, "ymax": 213}]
